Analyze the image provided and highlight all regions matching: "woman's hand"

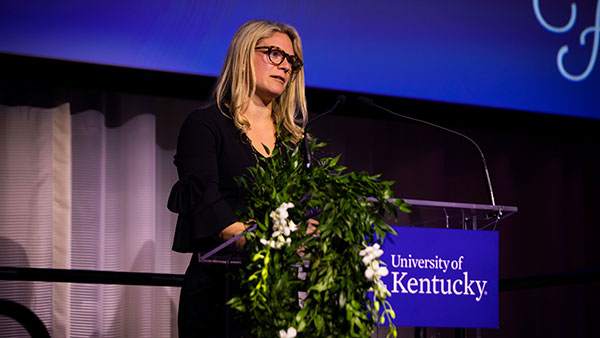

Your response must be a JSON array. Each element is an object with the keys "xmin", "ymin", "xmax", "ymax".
[
  {"xmin": 297, "ymin": 219, "xmax": 320, "ymax": 256},
  {"xmin": 218, "ymin": 221, "xmax": 251, "ymax": 247},
  {"xmin": 306, "ymin": 218, "xmax": 319, "ymax": 237}
]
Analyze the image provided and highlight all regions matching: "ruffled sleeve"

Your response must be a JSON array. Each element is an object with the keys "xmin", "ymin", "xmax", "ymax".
[{"xmin": 167, "ymin": 176, "xmax": 204, "ymax": 214}]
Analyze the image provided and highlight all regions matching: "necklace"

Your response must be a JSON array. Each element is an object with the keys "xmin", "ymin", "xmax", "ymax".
[{"xmin": 244, "ymin": 132, "xmax": 280, "ymax": 164}]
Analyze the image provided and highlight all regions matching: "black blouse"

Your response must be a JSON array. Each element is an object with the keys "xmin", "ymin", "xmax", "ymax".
[{"xmin": 167, "ymin": 104, "xmax": 260, "ymax": 253}]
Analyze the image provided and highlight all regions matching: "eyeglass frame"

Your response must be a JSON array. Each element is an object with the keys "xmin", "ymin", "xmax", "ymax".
[{"xmin": 254, "ymin": 45, "xmax": 303, "ymax": 73}]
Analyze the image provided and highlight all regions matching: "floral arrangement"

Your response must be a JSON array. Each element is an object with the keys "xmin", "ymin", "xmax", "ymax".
[{"xmin": 228, "ymin": 139, "xmax": 410, "ymax": 337}]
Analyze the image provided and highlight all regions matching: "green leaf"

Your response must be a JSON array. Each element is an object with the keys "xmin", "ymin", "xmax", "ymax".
[
  {"xmin": 297, "ymin": 320, "xmax": 306, "ymax": 332},
  {"xmin": 329, "ymin": 154, "xmax": 340, "ymax": 167},
  {"xmin": 314, "ymin": 314, "xmax": 324, "ymax": 331}
]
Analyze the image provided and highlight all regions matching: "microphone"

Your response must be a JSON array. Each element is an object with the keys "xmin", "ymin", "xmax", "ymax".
[
  {"xmin": 358, "ymin": 96, "xmax": 498, "ymax": 208},
  {"xmin": 303, "ymin": 95, "xmax": 346, "ymax": 168}
]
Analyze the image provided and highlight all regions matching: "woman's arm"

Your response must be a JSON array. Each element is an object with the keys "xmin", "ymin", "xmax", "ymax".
[{"xmin": 169, "ymin": 108, "xmax": 240, "ymax": 247}]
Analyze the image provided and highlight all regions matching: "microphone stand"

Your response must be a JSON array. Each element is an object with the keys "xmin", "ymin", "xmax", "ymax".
[
  {"xmin": 303, "ymin": 95, "xmax": 346, "ymax": 168},
  {"xmin": 358, "ymin": 96, "xmax": 499, "ymax": 213}
]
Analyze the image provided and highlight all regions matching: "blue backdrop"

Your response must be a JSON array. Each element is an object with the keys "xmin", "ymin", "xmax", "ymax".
[{"xmin": 1, "ymin": 0, "xmax": 598, "ymax": 118}]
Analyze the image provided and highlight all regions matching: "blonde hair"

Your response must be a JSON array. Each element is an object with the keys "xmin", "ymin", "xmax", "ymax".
[{"xmin": 214, "ymin": 20, "xmax": 307, "ymax": 144}]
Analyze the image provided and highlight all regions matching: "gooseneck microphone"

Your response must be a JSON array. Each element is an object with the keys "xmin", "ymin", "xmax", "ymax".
[
  {"xmin": 358, "ymin": 96, "xmax": 497, "ymax": 207},
  {"xmin": 303, "ymin": 95, "xmax": 346, "ymax": 168}
]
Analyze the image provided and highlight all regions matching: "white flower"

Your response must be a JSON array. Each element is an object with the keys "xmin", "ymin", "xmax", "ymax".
[
  {"xmin": 378, "ymin": 265, "xmax": 389, "ymax": 277},
  {"xmin": 282, "ymin": 224, "xmax": 291, "ymax": 236},
  {"xmin": 274, "ymin": 236, "xmax": 284, "ymax": 249},
  {"xmin": 374, "ymin": 280, "xmax": 391, "ymax": 298},
  {"xmin": 279, "ymin": 327, "xmax": 297, "ymax": 338},
  {"xmin": 277, "ymin": 208, "xmax": 289, "ymax": 220},
  {"xmin": 271, "ymin": 202, "xmax": 295, "ymax": 226},
  {"xmin": 270, "ymin": 210, "xmax": 285, "ymax": 226},
  {"xmin": 338, "ymin": 292, "xmax": 346, "ymax": 307},
  {"xmin": 264, "ymin": 203, "xmax": 299, "ymax": 250},
  {"xmin": 365, "ymin": 260, "xmax": 390, "ymax": 281},
  {"xmin": 288, "ymin": 219, "xmax": 299, "ymax": 232},
  {"xmin": 359, "ymin": 243, "xmax": 384, "ymax": 266},
  {"xmin": 365, "ymin": 266, "xmax": 374, "ymax": 280}
]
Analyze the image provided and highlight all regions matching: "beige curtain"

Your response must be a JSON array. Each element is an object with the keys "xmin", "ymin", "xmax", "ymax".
[
  {"xmin": 1, "ymin": 104, "xmax": 188, "ymax": 337},
  {"xmin": 0, "ymin": 103, "xmax": 70, "ymax": 337}
]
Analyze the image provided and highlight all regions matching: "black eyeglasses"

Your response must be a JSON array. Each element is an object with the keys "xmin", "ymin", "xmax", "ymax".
[{"xmin": 255, "ymin": 46, "xmax": 303, "ymax": 73}]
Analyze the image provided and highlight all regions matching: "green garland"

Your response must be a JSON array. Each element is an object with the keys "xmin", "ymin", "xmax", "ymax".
[{"xmin": 228, "ymin": 138, "xmax": 410, "ymax": 338}]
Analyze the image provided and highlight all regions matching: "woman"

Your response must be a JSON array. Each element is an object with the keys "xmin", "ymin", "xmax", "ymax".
[{"xmin": 167, "ymin": 20, "xmax": 307, "ymax": 338}]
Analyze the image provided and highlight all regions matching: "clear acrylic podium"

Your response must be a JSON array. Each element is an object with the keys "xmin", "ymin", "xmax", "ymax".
[
  {"xmin": 199, "ymin": 198, "xmax": 518, "ymax": 338},
  {"xmin": 200, "ymin": 198, "xmax": 519, "ymax": 263},
  {"xmin": 394, "ymin": 198, "xmax": 518, "ymax": 230}
]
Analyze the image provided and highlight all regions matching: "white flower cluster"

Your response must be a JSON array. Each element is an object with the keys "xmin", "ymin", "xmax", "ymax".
[
  {"xmin": 359, "ymin": 243, "xmax": 391, "ymax": 299},
  {"xmin": 279, "ymin": 327, "xmax": 297, "ymax": 338},
  {"xmin": 260, "ymin": 202, "xmax": 299, "ymax": 249}
]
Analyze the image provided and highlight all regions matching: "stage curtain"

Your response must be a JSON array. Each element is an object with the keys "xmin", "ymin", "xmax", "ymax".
[
  {"xmin": 0, "ymin": 103, "xmax": 188, "ymax": 338},
  {"xmin": 0, "ymin": 103, "xmax": 70, "ymax": 337}
]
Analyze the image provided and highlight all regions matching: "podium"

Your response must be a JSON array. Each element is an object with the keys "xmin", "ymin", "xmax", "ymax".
[
  {"xmin": 380, "ymin": 198, "xmax": 517, "ymax": 333},
  {"xmin": 200, "ymin": 198, "xmax": 517, "ymax": 335},
  {"xmin": 394, "ymin": 198, "xmax": 517, "ymax": 230}
]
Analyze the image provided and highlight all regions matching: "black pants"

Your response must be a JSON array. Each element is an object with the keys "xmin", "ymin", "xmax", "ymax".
[{"xmin": 178, "ymin": 255, "xmax": 247, "ymax": 338}]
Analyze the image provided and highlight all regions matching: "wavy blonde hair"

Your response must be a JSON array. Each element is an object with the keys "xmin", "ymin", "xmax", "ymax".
[{"xmin": 214, "ymin": 20, "xmax": 307, "ymax": 144}]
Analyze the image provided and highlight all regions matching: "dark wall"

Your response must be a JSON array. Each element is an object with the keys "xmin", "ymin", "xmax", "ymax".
[
  {"xmin": 2, "ymin": 53, "xmax": 598, "ymax": 337},
  {"xmin": 309, "ymin": 93, "xmax": 600, "ymax": 338}
]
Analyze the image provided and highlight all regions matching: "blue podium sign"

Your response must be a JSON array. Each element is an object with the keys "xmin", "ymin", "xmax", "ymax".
[{"xmin": 380, "ymin": 226, "xmax": 498, "ymax": 328}]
